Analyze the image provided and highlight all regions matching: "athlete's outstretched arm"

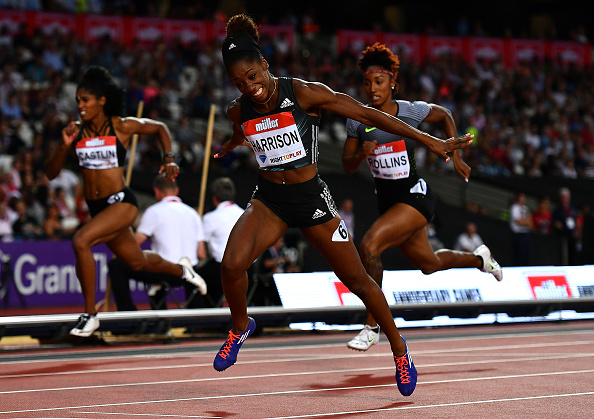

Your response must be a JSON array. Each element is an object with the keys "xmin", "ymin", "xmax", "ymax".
[
  {"xmin": 215, "ymin": 100, "xmax": 252, "ymax": 159},
  {"xmin": 424, "ymin": 104, "xmax": 471, "ymax": 181},
  {"xmin": 294, "ymin": 79, "xmax": 472, "ymax": 161}
]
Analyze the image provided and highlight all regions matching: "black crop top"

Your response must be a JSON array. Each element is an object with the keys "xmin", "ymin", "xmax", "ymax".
[
  {"xmin": 239, "ymin": 77, "xmax": 320, "ymax": 171},
  {"xmin": 73, "ymin": 117, "xmax": 127, "ymax": 170}
]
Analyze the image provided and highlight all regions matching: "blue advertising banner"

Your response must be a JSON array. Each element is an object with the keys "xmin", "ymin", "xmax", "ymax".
[{"xmin": 0, "ymin": 240, "xmax": 177, "ymax": 309}]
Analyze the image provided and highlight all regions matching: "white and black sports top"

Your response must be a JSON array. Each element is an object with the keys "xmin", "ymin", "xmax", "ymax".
[
  {"xmin": 74, "ymin": 118, "xmax": 127, "ymax": 170},
  {"xmin": 346, "ymin": 100, "xmax": 431, "ymax": 181},
  {"xmin": 240, "ymin": 77, "xmax": 320, "ymax": 171}
]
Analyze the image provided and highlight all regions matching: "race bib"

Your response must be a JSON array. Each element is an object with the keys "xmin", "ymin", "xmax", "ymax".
[
  {"xmin": 366, "ymin": 140, "xmax": 410, "ymax": 179},
  {"xmin": 243, "ymin": 112, "xmax": 306, "ymax": 168},
  {"xmin": 75, "ymin": 136, "xmax": 119, "ymax": 169}
]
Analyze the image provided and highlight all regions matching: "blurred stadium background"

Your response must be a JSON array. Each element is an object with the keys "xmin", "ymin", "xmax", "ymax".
[{"xmin": 0, "ymin": 1, "xmax": 593, "ymax": 337}]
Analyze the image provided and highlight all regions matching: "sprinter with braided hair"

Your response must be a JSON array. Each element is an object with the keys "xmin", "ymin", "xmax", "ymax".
[{"xmin": 213, "ymin": 15, "xmax": 474, "ymax": 396}]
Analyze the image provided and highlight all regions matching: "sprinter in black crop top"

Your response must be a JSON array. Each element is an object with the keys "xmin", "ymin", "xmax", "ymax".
[
  {"xmin": 211, "ymin": 14, "xmax": 474, "ymax": 397},
  {"xmin": 73, "ymin": 117, "xmax": 127, "ymax": 170},
  {"xmin": 46, "ymin": 66, "xmax": 206, "ymax": 338}
]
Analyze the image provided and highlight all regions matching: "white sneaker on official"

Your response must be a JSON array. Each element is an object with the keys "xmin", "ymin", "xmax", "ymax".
[
  {"xmin": 474, "ymin": 244, "xmax": 503, "ymax": 281},
  {"xmin": 179, "ymin": 257, "xmax": 207, "ymax": 295},
  {"xmin": 347, "ymin": 325, "xmax": 380, "ymax": 351},
  {"xmin": 70, "ymin": 314, "xmax": 100, "ymax": 337}
]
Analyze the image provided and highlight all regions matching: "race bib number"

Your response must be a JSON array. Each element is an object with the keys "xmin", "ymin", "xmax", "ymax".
[
  {"xmin": 75, "ymin": 136, "xmax": 119, "ymax": 169},
  {"xmin": 332, "ymin": 220, "xmax": 349, "ymax": 242},
  {"xmin": 366, "ymin": 140, "xmax": 410, "ymax": 179},
  {"xmin": 243, "ymin": 112, "xmax": 306, "ymax": 168}
]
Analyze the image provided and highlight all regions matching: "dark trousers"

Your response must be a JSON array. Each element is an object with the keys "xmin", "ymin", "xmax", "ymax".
[
  {"xmin": 512, "ymin": 232, "xmax": 531, "ymax": 266},
  {"xmin": 108, "ymin": 258, "xmax": 193, "ymax": 311},
  {"xmin": 185, "ymin": 258, "xmax": 224, "ymax": 308}
]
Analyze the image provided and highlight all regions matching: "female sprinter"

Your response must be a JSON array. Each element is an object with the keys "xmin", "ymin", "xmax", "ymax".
[
  {"xmin": 46, "ymin": 66, "xmax": 206, "ymax": 337},
  {"xmin": 212, "ymin": 15, "xmax": 473, "ymax": 397},
  {"xmin": 342, "ymin": 43, "xmax": 502, "ymax": 352}
]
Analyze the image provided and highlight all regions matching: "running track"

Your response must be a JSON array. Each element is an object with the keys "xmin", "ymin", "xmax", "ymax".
[{"xmin": 1, "ymin": 320, "xmax": 593, "ymax": 418}]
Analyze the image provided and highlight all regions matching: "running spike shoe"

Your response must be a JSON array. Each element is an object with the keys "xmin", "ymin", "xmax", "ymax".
[{"xmin": 213, "ymin": 317, "xmax": 256, "ymax": 371}]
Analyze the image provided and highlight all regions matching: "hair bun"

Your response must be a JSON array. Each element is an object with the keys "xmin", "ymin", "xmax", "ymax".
[{"xmin": 225, "ymin": 14, "xmax": 259, "ymax": 43}]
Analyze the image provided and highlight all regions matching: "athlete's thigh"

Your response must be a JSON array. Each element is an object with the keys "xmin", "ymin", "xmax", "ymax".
[
  {"xmin": 300, "ymin": 216, "xmax": 367, "ymax": 283},
  {"xmin": 75, "ymin": 203, "xmax": 137, "ymax": 248},
  {"xmin": 106, "ymin": 226, "xmax": 145, "ymax": 265},
  {"xmin": 223, "ymin": 199, "xmax": 288, "ymax": 267},
  {"xmin": 362, "ymin": 203, "xmax": 428, "ymax": 253}
]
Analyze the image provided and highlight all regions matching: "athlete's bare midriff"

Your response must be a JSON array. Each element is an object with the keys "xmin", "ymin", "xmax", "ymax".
[
  {"xmin": 81, "ymin": 167, "xmax": 126, "ymax": 200},
  {"xmin": 258, "ymin": 163, "xmax": 317, "ymax": 184}
]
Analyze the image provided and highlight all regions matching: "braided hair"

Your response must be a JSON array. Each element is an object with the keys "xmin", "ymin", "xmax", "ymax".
[{"xmin": 77, "ymin": 66, "xmax": 126, "ymax": 117}]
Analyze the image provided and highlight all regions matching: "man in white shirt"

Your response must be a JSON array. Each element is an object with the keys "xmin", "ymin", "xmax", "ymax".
[
  {"xmin": 454, "ymin": 222, "xmax": 484, "ymax": 253},
  {"xmin": 188, "ymin": 177, "xmax": 244, "ymax": 308},
  {"xmin": 109, "ymin": 173, "xmax": 207, "ymax": 310}
]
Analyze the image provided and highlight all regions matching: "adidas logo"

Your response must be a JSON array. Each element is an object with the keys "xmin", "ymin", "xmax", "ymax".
[
  {"xmin": 280, "ymin": 98, "xmax": 294, "ymax": 108},
  {"xmin": 312, "ymin": 209, "xmax": 326, "ymax": 219},
  {"xmin": 238, "ymin": 330, "xmax": 250, "ymax": 343},
  {"xmin": 228, "ymin": 43, "xmax": 236, "ymax": 50}
]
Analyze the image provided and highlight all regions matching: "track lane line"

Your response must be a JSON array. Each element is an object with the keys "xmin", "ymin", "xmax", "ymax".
[
  {"xmin": 2, "ymin": 339, "xmax": 594, "ymax": 379},
  {"xmin": 1, "ymin": 328, "xmax": 592, "ymax": 365},
  {"xmin": 2, "ymin": 370, "xmax": 594, "ymax": 415},
  {"xmin": 258, "ymin": 391, "xmax": 594, "ymax": 418},
  {"xmin": 1, "ymin": 354, "xmax": 594, "ymax": 395}
]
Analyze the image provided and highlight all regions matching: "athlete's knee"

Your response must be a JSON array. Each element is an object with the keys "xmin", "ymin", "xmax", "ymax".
[
  {"xmin": 220, "ymin": 257, "xmax": 248, "ymax": 280},
  {"xmin": 126, "ymin": 257, "xmax": 147, "ymax": 272},
  {"xmin": 359, "ymin": 239, "xmax": 381, "ymax": 263},
  {"xmin": 417, "ymin": 255, "xmax": 441, "ymax": 275},
  {"xmin": 419, "ymin": 264, "xmax": 438, "ymax": 275},
  {"xmin": 71, "ymin": 230, "xmax": 91, "ymax": 255}
]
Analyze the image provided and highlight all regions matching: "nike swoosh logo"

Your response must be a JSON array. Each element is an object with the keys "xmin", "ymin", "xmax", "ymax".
[{"xmin": 365, "ymin": 127, "xmax": 377, "ymax": 133}]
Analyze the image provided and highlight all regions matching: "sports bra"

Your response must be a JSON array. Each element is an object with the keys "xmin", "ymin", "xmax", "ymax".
[
  {"xmin": 346, "ymin": 100, "xmax": 431, "ymax": 181},
  {"xmin": 73, "ymin": 117, "xmax": 127, "ymax": 170},
  {"xmin": 239, "ymin": 77, "xmax": 320, "ymax": 171}
]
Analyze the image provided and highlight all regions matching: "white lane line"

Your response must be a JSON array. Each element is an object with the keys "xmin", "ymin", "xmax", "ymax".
[
  {"xmin": 1, "ymin": 352, "xmax": 593, "ymax": 396},
  {"xmin": 260, "ymin": 391, "xmax": 594, "ymax": 419},
  {"xmin": 1, "ymin": 328, "xmax": 592, "ymax": 366},
  {"xmin": 2, "ymin": 339, "xmax": 594, "ymax": 380},
  {"xmin": 75, "ymin": 412, "xmax": 220, "ymax": 418},
  {"xmin": 2, "ymin": 370, "xmax": 594, "ymax": 415}
]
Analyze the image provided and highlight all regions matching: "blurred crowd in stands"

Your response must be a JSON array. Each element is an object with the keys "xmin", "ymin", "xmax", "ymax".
[{"xmin": 0, "ymin": 3, "xmax": 593, "ymax": 251}]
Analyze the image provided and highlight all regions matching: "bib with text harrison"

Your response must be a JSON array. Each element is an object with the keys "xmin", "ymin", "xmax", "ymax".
[{"xmin": 242, "ymin": 112, "xmax": 306, "ymax": 168}]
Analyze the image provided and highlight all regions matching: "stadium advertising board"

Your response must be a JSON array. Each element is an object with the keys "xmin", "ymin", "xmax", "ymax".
[
  {"xmin": 274, "ymin": 265, "xmax": 594, "ymax": 308},
  {"xmin": 0, "ymin": 240, "xmax": 176, "ymax": 309}
]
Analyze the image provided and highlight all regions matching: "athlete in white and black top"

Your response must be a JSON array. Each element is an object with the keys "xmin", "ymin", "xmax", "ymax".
[
  {"xmin": 212, "ymin": 14, "xmax": 474, "ymax": 397},
  {"xmin": 342, "ymin": 43, "xmax": 503, "ymax": 352},
  {"xmin": 47, "ymin": 66, "xmax": 204, "ymax": 337}
]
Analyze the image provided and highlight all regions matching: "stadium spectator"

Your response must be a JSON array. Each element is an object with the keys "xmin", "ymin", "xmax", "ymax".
[
  {"xmin": 454, "ymin": 222, "xmax": 484, "ymax": 252},
  {"xmin": 191, "ymin": 177, "xmax": 245, "ymax": 308},
  {"xmin": 0, "ymin": 202, "xmax": 13, "ymax": 241},
  {"xmin": 509, "ymin": 192, "xmax": 533, "ymax": 266},
  {"xmin": 11, "ymin": 198, "xmax": 41, "ymax": 240},
  {"xmin": 552, "ymin": 187, "xmax": 579, "ymax": 265},
  {"xmin": 532, "ymin": 196, "xmax": 552, "ymax": 235},
  {"xmin": 109, "ymin": 173, "xmax": 207, "ymax": 311}
]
